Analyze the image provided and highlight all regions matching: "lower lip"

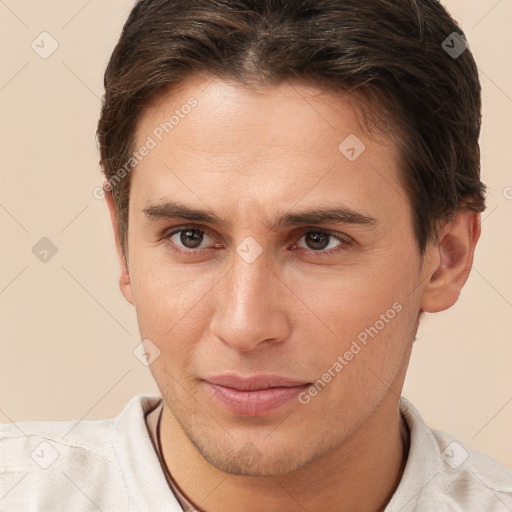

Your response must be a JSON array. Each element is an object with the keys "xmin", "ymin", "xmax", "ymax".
[{"xmin": 204, "ymin": 381, "xmax": 310, "ymax": 416}]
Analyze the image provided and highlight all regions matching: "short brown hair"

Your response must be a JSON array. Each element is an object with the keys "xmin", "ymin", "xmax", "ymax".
[{"xmin": 97, "ymin": 0, "xmax": 486, "ymax": 257}]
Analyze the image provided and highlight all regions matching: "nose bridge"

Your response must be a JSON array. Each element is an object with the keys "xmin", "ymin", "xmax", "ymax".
[
  {"xmin": 210, "ymin": 252, "xmax": 288, "ymax": 351},
  {"xmin": 232, "ymin": 254, "xmax": 270, "ymax": 309}
]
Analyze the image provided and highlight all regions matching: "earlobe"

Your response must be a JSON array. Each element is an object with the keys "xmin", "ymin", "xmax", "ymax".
[
  {"xmin": 119, "ymin": 267, "xmax": 134, "ymax": 306},
  {"xmin": 420, "ymin": 211, "xmax": 481, "ymax": 313},
  {"xmin": 104, "ymin": 184, "xmax": 135, "ymax": 306}
]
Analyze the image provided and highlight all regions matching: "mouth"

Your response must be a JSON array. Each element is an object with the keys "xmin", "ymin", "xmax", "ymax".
[{"xmin": 202, "ymin": 374, "xmax": 312, "ymax": 416}]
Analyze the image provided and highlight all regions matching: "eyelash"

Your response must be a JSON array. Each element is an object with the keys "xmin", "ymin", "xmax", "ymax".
[{"xmin": 163, "ymin": 225, "xmax": 353, "ymax": 257}]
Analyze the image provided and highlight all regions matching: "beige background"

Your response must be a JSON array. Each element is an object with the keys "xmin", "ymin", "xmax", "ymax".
[{"xmin": 1, "ymin": 0, "xmax": 511, "ymax": 468}]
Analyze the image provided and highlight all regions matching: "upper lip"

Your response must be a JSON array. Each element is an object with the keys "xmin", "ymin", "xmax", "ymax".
[{"xmin": 204, "ymin": 374, "xmax": 311, "ymax": 391}]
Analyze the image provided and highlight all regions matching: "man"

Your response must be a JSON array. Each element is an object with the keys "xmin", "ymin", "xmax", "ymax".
[{"xmin": 1, "ymin": 0, "xmax": 511, "ymax": 510}]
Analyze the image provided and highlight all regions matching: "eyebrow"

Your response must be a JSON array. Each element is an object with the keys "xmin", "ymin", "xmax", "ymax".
[{"xmin": 142, "ymin": 201, "xmax": 378, "ymax": 229}]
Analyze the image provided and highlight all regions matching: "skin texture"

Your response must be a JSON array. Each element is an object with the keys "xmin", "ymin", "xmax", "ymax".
[{"xmin": 105, "ymin": 74, "xmax": 481, "ymax": 512}]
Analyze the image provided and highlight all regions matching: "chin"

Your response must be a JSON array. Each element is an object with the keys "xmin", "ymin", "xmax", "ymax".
[{"xmin": 199, "ymin": 443, "xmax": 309, "ymax": 477}]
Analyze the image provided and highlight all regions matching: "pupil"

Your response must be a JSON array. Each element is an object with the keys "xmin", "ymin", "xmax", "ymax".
[
  {"xmin": 181, "ymin": 229, "xmax": 203, "ymax": 248},
  {"xmin": 306, "ymin": 232, "xmax": 329, "ymax": 250}
]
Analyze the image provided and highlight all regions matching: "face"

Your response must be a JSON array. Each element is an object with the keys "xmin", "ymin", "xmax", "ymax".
[{"xmin": 117, "ymin": 75, "xmax": 432, "ymax": 476}]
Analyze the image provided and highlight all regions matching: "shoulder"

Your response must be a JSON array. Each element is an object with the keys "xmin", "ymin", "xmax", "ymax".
[
  {"xmin": 0, "ymin": 413, "xmax": 114, "ymax": 447},
  {"xmin": 395, "ymin": 397, "xmax": 512, "ymax": 512},
  {"xmin": 431, "ymin": 426, "xmax": 512, "ymax": 505},
  {"xmin": 0, "ymin": 405, "xmax": 120, "ymax": 468},
  {"xmin": 0, "ymin": 395, "xmax": 159, "ymax": 511}
]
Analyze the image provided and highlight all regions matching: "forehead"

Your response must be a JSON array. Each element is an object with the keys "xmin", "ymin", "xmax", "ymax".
[
  {"xmin": 130, "ymin": 75, "xmax": 408, "ymax": 220},
  {"xmin": 136, "ymin": 75, "xmax": 391, "ymax": 153}
]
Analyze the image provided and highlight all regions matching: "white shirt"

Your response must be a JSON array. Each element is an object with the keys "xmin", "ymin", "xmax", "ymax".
[{"xmin": 1, "ymin": 395, "xmax": 511, "ymax": 511}]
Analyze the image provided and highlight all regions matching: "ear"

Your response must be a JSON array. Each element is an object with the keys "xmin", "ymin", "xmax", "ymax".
[
  {"xmin": 420, "ymin": 210, "xmax": 481, "ymax": 313},
  {"xmin": 104, "ymin": 185, "xmax": 134, "ymax": 306}
]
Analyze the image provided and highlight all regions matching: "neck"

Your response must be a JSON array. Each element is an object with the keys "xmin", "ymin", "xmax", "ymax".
[{"xmin": 159, "ymin": 389, "xmax": 410, "ymax": 512}]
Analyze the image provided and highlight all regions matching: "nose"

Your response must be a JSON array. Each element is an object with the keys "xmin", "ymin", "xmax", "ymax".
[{"xmin": 209, "ymin": 253, "xmax": 290, "ymax": 352}]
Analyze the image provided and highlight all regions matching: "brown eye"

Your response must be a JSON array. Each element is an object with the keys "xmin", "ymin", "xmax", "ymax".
[
  {"xmin": 303, "ymin": 232, "xmax": 331, "ymax": 251},
  {"xmin": 297, "ymin": 231, "xmax": 346, "ymax": 252},
  {"xmin": 167, "ymin": 228, "xmax": 216, "ymax": 251},
  {"xmin": 179, "ymin": 229, "xmax": 204, "ymax": 248},
  {"xmin": 294, "ymin": 230, "xmax": 353, "ymax": 256}
]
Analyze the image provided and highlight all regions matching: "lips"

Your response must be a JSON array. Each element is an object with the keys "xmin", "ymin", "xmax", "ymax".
[
  {"xmin": 204, "ymin": 374, "xmax": 310, "ymax": 391},
  {"xmin": 202, "ymin": 374, "xmax": 312, "ymax": 416}
]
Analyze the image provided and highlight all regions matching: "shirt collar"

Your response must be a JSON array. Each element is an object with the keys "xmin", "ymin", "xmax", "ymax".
[
  {"xmin": 111, "ymin": 395, "xmax": 183, "ymax": 512},
  {"xmin": 384, "ymin": 396, "xmax": 446, "ymax": 511},
  {"xmin": 113, "ymin": 395, "xmax": 446, "ymax": 512}
]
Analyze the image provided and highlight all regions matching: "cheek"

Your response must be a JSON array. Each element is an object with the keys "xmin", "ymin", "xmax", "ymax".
[
  {"xmin": 311, "ymin": 291, "xmax": 408, "ymax": 370},
  {"xmin": 300, "ymin": 297, "xmax": 416, "ymax": 427},
  {"xmin": 128, "ymin": 247, "xmax": 219, "ymax": 347},
  {"xmin": 299, "ymin": 249, "xmax": 419, "ymax": 378},
  {"xmin": 295, "ymin": 254, "xmax": 413, "ymax": 333}
]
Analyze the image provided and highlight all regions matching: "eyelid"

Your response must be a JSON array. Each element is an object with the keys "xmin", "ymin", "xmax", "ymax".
[
  {"xmin": 292, "ymin": 229, "xmax": 353, "ymax": 256},
  {"xmin": 295, "ymin": 227, "xmax": 353, "ymax": 244},
  {"xmin": 163, "ymin": 223, "xmax": 216, "ymax": 240},
  {"xmin": 164, "ymin": 224, "xmax": 219, "ymax": 249},
  {"xmin": 162, "ymin": 224, "xmax": 354, "ymax": 255}
]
